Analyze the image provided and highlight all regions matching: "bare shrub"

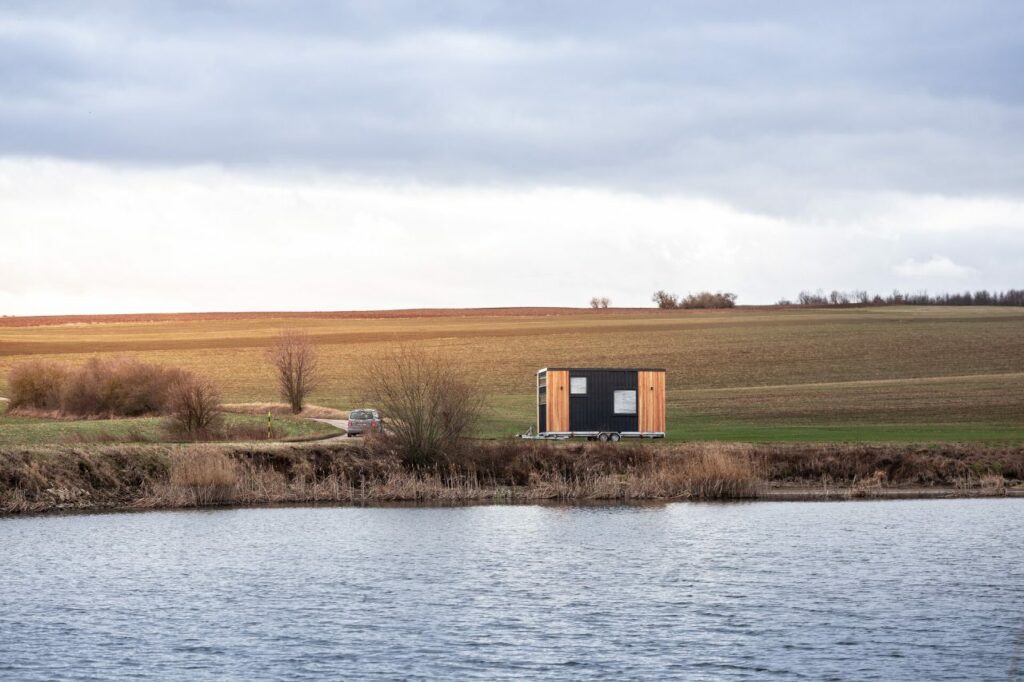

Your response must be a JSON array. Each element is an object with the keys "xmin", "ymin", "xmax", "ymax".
[
  {"xmin": 360, "ymin": 347, "xmax": 485, "ymax": 468},
  {"xmin": 164, "ymin": 372, "xmax": 223, "ymax": 440},
  {"xmin": 7, "ymin": 360, "xmax": 67, "ymax": 410},
  {"xmin": 680, "ymin": 291, "xmax": 737, "ymax": 309},
  {"xmin": 61, "ymin": 358, "xmax": 176, "ymax": 417},
  {"xmin": 829, "ymin": 290, "xmax": 851, "ymax": 305},
  {"xmin": 266, "ymin": 330, "xmax": 321, "ymax": 414},
  {"xmin": 8, "ymin": 357, "xmax": 175, "ymax": 417},
  {"xmin": 653, "ymin": 290, "xmax": 736, "ymax": 309},
  {"xmin": 652, "ymin": 290, "xmax": 680, "ymax": 309},
  {"xmin": 798, "ymin": 289, "xmax": 829, "ymax": 305},
  {"xmin": 589, "ymin": 296, "xmax": 611, "ymax": 309}
]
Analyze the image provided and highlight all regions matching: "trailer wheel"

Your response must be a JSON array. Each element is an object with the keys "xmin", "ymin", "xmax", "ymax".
[
  {"xmin": 597, "ymin": 433, "xmax": 610, "ymax": 442},
  {"xmin": 609, "ymin": 433, "xmax": 621, "ymax": 442}
]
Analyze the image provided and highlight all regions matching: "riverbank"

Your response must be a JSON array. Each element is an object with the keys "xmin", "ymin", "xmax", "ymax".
[{"xmin": 1, "ymin": 440, "xmax": 1021, "ymax": 514}]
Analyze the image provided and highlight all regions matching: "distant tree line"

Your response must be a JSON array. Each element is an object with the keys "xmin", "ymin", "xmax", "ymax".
[
  {"xmin": 778, "ymin": 289, "xmax": 1024, "ymax": 306},
  {"xmin": 652, "ymin": 290, "xmax": 738, "ymax": 309}
]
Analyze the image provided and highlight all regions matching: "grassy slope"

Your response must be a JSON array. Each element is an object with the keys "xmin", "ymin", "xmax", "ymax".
[
  {"xmin": 2, "ymin": 306, "xmax": 1024, "ymax": 443},
  {"xmin": 0, "ymin": 412, "xmax": 340, "ymax": 446}
]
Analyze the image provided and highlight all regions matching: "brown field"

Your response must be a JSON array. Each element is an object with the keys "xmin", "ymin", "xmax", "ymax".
[{"xmin": 2, "ymin": 305, "xmax": 1024, "ymax": 441}]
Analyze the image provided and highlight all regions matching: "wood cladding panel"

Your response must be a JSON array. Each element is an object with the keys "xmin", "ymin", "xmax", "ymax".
[
  {"xmin": 638, "ymin": 370, "xmax": 666, "ymax": 433},
  {"xmin": 546, "ymin": 370, "xmax": 570, "ymax": 432}
]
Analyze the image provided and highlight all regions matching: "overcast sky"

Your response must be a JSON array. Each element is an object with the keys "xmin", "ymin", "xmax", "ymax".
[{"xmin": 1, "ymin": 1, "xmax": 1022, "ymax": 314}]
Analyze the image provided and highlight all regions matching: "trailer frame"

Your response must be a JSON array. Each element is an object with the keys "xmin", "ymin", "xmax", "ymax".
[{"xmin": 519, "ymin": 430, "xmax": 666, "ymax": 441}]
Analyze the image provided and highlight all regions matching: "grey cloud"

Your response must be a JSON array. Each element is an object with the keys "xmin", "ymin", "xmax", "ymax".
[{"xmin": 1, "ymin": 1, "xmax": 1024, "ymax": 212}]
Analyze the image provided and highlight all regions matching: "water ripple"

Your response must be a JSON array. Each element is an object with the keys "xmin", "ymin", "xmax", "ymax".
[{"xmin": 1, "ymin": 499, "xmax": 1023, "ymax": 680}]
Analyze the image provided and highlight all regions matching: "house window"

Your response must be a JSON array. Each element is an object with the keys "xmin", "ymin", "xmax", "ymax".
[
  {"xmin": 570, "ymin": 377, "xmax": 587, "ymax": 395},
  {"xmin": 613, "ymin": 390, "xmax": 637, "ymax": 415}
]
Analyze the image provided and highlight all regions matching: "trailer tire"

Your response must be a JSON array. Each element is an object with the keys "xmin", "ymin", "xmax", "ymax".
[
  {"xmin": 609, "ymin": 433, "xmax": 621, "ymax": 442},
  {"xmin": 597, "ymin": 433, "xmax": 610, "ymax": 442}
]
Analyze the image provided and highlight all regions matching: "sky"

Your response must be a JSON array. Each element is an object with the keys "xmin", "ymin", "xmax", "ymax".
[{"xmin": 1, "ymin": 1, "xmax": 1022, "ymax": 315}]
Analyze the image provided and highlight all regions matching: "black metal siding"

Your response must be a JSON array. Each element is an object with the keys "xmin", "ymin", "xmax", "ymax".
[
  {"xmin": 537, "ymin": 371, "xmax": 547, "ymax": 432},
  {"xmin": 567, "ymin": 369, "xmax": 639, "ymax": 432},
  {"xmin": 538, "ymin": 388, "xmax": 547, "ymax": 432}
]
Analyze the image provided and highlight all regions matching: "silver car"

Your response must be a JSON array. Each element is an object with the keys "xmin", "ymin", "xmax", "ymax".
[{"xmin": 346, "ymin": 409, "xmax": 382, "ymax": 436}]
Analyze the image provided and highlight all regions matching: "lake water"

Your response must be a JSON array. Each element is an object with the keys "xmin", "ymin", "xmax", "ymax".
[{"xmin": 2, "ymin": 500, "xmax": 1023, "ymax": 680}]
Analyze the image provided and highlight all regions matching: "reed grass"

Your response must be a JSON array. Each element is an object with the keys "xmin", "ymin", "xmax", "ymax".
[
  {"xmin": 162, "ymin": 448, "xmax": 239, "ymax": 506},
  {"xmin": 0, "ymin": 440, "xmax": 1019, "ymax": 514}
]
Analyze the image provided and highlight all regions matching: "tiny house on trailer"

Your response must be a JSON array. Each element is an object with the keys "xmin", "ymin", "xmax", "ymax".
[{"xmin": 529, "ymin": 368, "xmax": 666, "ymax": 441}]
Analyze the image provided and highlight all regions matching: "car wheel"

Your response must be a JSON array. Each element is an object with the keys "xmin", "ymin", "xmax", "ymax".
[
  {"xmin": 598, "ymin": 433, "xmax": 609, "ymax": 442},
  {"xmin": 610, "ymin": 433, "xmax": 621, "ymax": 442}
]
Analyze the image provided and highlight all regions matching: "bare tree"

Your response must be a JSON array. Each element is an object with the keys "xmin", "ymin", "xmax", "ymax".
[
  {"xmin": 165, "ymin": 372, "xmax": 222, "ymax": 440},
  {"xmin": 266, "ymin": 330, "xmax": 321, "ymax": 414},
  {"xmin": 589, "ymin": 296, "xmax": 611, "ymax": 309},
  {"xmin": 680, "ymin": 292, "xmax": 737, "ymax": 308},
  {"xmin": 361, "ymin": 347, "xmax": 484, "ymax": 467},
  {"xmin": 652, "ymin": 290, "xmax": 680, "ymax": 309},
  {"xmin": 828, "ymin": 290, "xmax": 850, "ymax": 305}
]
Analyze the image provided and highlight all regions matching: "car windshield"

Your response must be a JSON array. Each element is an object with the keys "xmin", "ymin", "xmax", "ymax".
[{"xmin": 350, "ymin": 410, "xmax": 373, "ymax": 420}]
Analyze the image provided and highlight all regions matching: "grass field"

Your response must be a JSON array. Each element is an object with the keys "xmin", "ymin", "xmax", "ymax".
[
  {"xmin": 2, "ymin": 305, "xmax": 1024, "ymax": 443},
  {"xmin": 0, "ymin": 412, "xmax": 340, "ymax": 446}
]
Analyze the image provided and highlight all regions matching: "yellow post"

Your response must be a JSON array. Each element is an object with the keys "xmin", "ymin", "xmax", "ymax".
[{"xmin": 267, "ymin": 411, "xmax": 273, "ymax": 440}]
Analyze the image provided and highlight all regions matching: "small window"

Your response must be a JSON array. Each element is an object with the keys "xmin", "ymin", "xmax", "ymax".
[
  {"xmin": 613, "ymin": 390, "xmax": 637, "ymax": 414},
  {"xmin": 570, "ymin": 377, "xmax": 587, "ymax": 395}
]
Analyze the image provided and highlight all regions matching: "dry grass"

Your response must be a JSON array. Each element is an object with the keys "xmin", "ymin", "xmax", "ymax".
[
  {"xmin": 3, "ymin": 439, "xmax": 1019, "ymax": 514},
  {"xmin": 61, "ymin": 428, "xmax": 153, "ymax": 445},
  {"xmin": 162, "ymin": 448, "xmax": 238, "ymax": 506},
  {"xmin": 221, "ymin": 403, "xmax": 347, "ymax": 419},
  {"xmin": 669, "ymin": 444, "xmax": 762, "ymax": 498},
  {"xmin": 6, "ymin": 406, "xmax": 83, "ymax": 420}
]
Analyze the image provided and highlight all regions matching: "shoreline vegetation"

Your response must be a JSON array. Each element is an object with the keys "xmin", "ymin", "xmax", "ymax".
[{"xmin": 1, "ymin": 440, "xmax": 1021, "ymax": 515}]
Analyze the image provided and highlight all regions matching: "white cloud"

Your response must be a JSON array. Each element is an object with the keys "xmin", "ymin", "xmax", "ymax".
[
  {"xmin": 1, "ymin": 2, "xmax": 1023, "ymax": 214},
  {"xmin": 893, "ymin": 256, "xmax": 973, "ymax": 279},
  {"xmin": 0, "ymin": 159, "xmax": 1021, "ymax": 315}
]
